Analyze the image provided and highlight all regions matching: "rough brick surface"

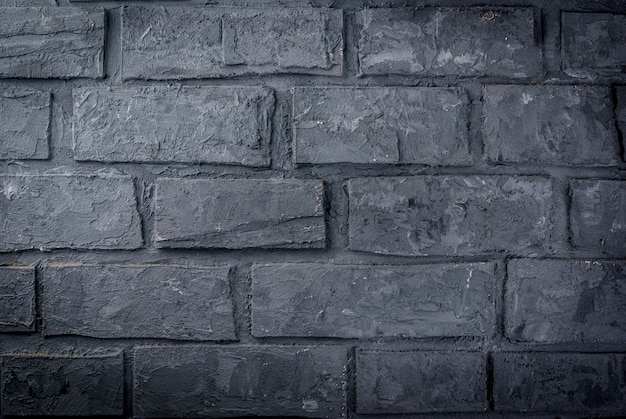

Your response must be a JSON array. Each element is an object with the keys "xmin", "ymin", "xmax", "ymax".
[
  {"xmin": 1, "ymin": 353, "xmax": 123, "ymax": 416},
  {"xmin": 73, "ymin": 86, "xmax": 274, "ymax": 166},
  {"xmin": 616, "ymin": 87, "xmax": 626, "ymax": 161},
  {"xmin": 0, "ymin": 266, "xmax": 35, "ymax": 332},
  {"xmin": 570, "ymin": 179, "xmax": 626, "ymax": 255},
  {"xmin": 494, "ymin": 352, "xmax": 626, "ymax": 413},
  {"xmin": 0, "ymin": 87, "xmax": 50, "ymax": 160},
  {"xmin": 252, "ymin": 262, "xmax": 495, "ymax": 338},
  {"xmin": 0, "ymin": 7, "xmax": 104, "ymax": 79},
  {"xmin": 43, "ymin": 264, "xmax": 235, "ymax": 341},
  {"xmin": 482, "ymin": 85, "xmax": 619, "ymax": 165},
  {"xmin": 348, "ymin": 176, "xmax": 553, "ymax": 256},
  {"xmin": 356, "ymin": 350, "xmax": 487, "ymax": 414},
  {"xmin": 155, "ymin": 178, "xmax": 325, "ymax": 249},
  {"xmin": 357, "ymin": 7, "xmax": 540, "ymax": 77},
  {"xmin": 134, "ymin": 345, "xmax": 346, "ymax": 418},
  {"xmin": 0, "ymin": 174, "xmax": 142, "ymax": 251},
  {"xmin": 293, "ymin": 87, "xmax": 470, "ymax": 165},
  {"xmin": 122, "ymin": 6, "xmax": 343, "ymax": 79}
]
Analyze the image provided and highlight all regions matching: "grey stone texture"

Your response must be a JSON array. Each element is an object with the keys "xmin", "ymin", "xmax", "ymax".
[
  {"xmin": 616, "ymin": 86, "xmax": 626, "ymax": 161},
  {"xmin": 0, "ymin": 7, "xmax": 105, "ymax": 79},
  {"xmin": 134, "ymin": 345, "xmax": 347, "ymax": 418},
  {"xmin": 43, "ymin": 264, "xmax": 235, "ymax": 341},
  {"xmin": 494, "ymin": 352, "xmax": 626, "ymax": 413},
  {"xmin": 292, "ymin": 87, "xmax": 470, "ymax": 165},
  {"xmin": 73, "ymin": 86, "xmax": 274, "ymax": 166},
  {"xmin": 122, "ymin": 6, "xmax": 343, "ymax": 79},
  {"xmin": 356, "ymin": 350, "xmax": 488, "ymax": 414},
  {"xmin": 0, "ymin": 174, "xmax": 143, "ymax": 251},
  {"xmin": 570, "ymin": 179, "xmax": 626, "ymax": 255},
  {"xmin": 506, "ymin": 259, "xmax": 626, "ymax": 343},
  {"xmin": 356, "ymin": 7, "xmax": 541, "ymax": 77},
  {"xmin": 0, "ymin": 87, "xmax": 50, "ymax": 160},
  {"xmin": 251, "ymin": 262, "xmax": 495, "ymax": 338},
  {"xmin": 348, "ymin": 176, "xmax": 554, "ymax": 256},
  {"xmin": 155, "ymin": 178, "xmax": 325, "ymax": 249},
  {"xmin": 0, "ymin": 266, "xmax": 35, "ymax": 332},
  {"xmin": 482, "ymin": 85, "xmax": 619, "ymax": 166},
  {"xmin": 1, "ymin": 353, "xmax": 123, "ymax": 416}
]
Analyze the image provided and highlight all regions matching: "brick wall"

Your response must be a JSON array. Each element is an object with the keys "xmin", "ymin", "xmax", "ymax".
[{"xmin": 0, "ymin": 0, "xmax": 625, "ymax": 417}]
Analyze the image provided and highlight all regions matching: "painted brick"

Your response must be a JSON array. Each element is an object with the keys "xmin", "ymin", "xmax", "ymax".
[
  {"xmin": 570, "ymin": 179, "xmax": 626, "ymax": 255},
  {"xmin": 562, "ymin": 12, "xmax": 626, "ymax": 75},
  {"xmin": 73, "ymin": 86, "xmax": 273, "ymax": 166},
  {"xmin": 348, "ymin": 176, "xmax": 553, "ymax": 256},
  {"xmin": 494, "ymin": 352, "xmax": 626, "ymax": 413},
  {"xmin": 1, "ymin": 353, "xmax": 123, "ymax": 416},
  {"xmin": 0, "ymin": 7, "xmax": 104, "ymax": 79},
  {"xmin": 43, "ymin": 264, "xmax": 235, "ymax": 341},
  {"xmin": 0, "ymin": 87, "xmax": 50, "ymax": 160},
  {"xmin": 357, "ymin": 7, "xmax": 540, "ymax": 77},
  {"xmin": 506, "ymin": 259, "xmax": 626, "ymax": 343},
  {"xmin": 0, "ymin": 266, "xmax": 35, "ymax": 332},
  {"xmin": 356, "ymin": 350, "xmax": 487, "ymax": 414},
  {"xmin": 134, "ymin": 345, "xmax": 346, "ymax": 418},
  {"xmin": 251, "ymin": 262, "xmax": 495, "ymax": 338},
  {"xmin": 155, "ymin": 178, "xmax": 325, "ymax": 249},
  {"xmin": 0, "ymin": 174, "xmax": 142, "ymax": 251},
  {"xmin": 483, "ymin": 85, "xmax": 619, "ymax": 166},
  {"xmin": 292, "ymin": 87, "xmax": 470, "ymax": 165},
  {"xmin": 122, "ymin": 6, "xmax": 342, "ymax": 80}
]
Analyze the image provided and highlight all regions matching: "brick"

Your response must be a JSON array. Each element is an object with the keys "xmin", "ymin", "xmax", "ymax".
[
  {"xmin": 348, "ymin": 176, "xmax": 553, "ymax": 256},
  {"xmin": 0, "ymin": 87, "xmax": 50, "ymax": 160},
  {"xmin": 562, "ymin": 12, "xmax": 626, "ymax": 75},
  {"xmin": 252, "ymin": 262, "xmax": 495, "ymax": 338},
  {"xmin": 616, "ymin": 87, "xmax": 626, "ymax": 161},
  {"xmin": 155, "ymin": 178, "xmax": 325, "ymax": 249},
  {"xmin": 73, "ymin": 86, "xmax": 273, "ymax": 166},
  {"xmin": 134, "ymin": 345, "xmax": 346, "ymax": 418},
  {"xmin": 483, "ymin": 85, "xmax": 619, "ymax": 166},
  {"xmin": 293, "ymin": 87, "xmax": 470, "ymax": 165},
  {"xmin": 1, "ymin": 353, "xmax": 123, "ymax": 416},
  {"xmin": 356, "ymin": 350, "xmax": 487, "ymax": 414},
  {"xmin": 122, "ymin": 6, "xmax": 342, "ymax": 80},
  {"xmin": 357, "ymin": 8, "xmax": 540, "ymax": 77},
  {"xmin": 0, "ymin": 7, "xmax": 104, "ymax": 79},
  {"xmin": 43, "ymin": 264, "xmax": 235, "ymax": 341},
  {"xmin": 570, "ymin": 179, "xmax": 626, "ymax": 255},
  {"xmin": 0, "ymin": 266, "xmax": 35, "ymax": 332},
  {"xmin": 506, "ymin": 259, "xmax": 626, "ymax": 343},
  {"xmin": 0, "ymin": 174, "xmax": 142, "ymax": 251},
  {"xmin": 494, "ymin": 352, "xmax": 626, "ymax": 413}
]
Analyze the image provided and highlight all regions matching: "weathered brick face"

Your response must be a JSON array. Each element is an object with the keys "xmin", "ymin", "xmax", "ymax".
[{"xmin": 1, "ymin": 1, "xmax": 625, "ymax": 418}]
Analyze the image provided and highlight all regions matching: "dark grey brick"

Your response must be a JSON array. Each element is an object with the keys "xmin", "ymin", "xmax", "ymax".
[
  {"xmin": 0, "ymin": 266, "xmax": 35, "ymax": 332},
  {"xmin": 0, "ymin": 174, "xmax": 143, "ymax": 251},
  {"xmin": 73, "ymin": 86, "xmax": 273, "ymax": 166},
  {"xmin": 122, "ymin": 6, "xmax": 342, "ymax": 80},
  {"xmin": 616, "ymin": 87, "xmax": 626, "ymax": 162},
  {"xmin": 0, "ymin": 87, "xmax": 50, "ymax": 160},
  {"xmin": 134, "ymin": 345, "xmax": 346, "ymax": 418},
  {"xmin": 506, "ymin": 259, "xmax": 626, "ymax": 343},
  {"xmin": 348, "ymin": 176, "xmax": 553, "ymax": 256},
  {"xmin": 562, "ymin": 12, "xmax": 626, "ymax": 75},
  {"xmin": 570, "ymin": 179, "xmax": 626, "ymax": 255},
  {"xmin": 357, "ymin": 8, "xmax": 541, "ymax": 77},
  {"xmin": 252, "ymin": 262, "xmax": 495, "ymax": 338},
  {"xmin": 483, "ymin": 85, "xmax": 619, "ymax": 166},
  {"xmin": 356, "ymin": 350, "xmax": 487, "ymax": 414},
  {"xmin": 0, "ymin": 7, "xmax": 104, "ymax": 79},
  {"xmin": 155, "ymin": 178, "xmax": 325, "ymax": 249},
  {"xmin": 1, "ymin": 352, "xmax": 123, "ymax": 416},
  {"xmin": 293, "ymin": 87, "xmax": 470, "ymax": 165},
  {"xmin": 43, "ymin": 264, "xmax": 235, "ymax": 341},
  {"xmin": 494, "ymin": 352, "xmax": 626, "ymax": 413}
]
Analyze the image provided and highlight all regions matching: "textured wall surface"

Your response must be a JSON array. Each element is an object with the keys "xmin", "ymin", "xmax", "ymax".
[{"xmin": 0, "ymin": 0, "xmax": 625, "ymax": 418}]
